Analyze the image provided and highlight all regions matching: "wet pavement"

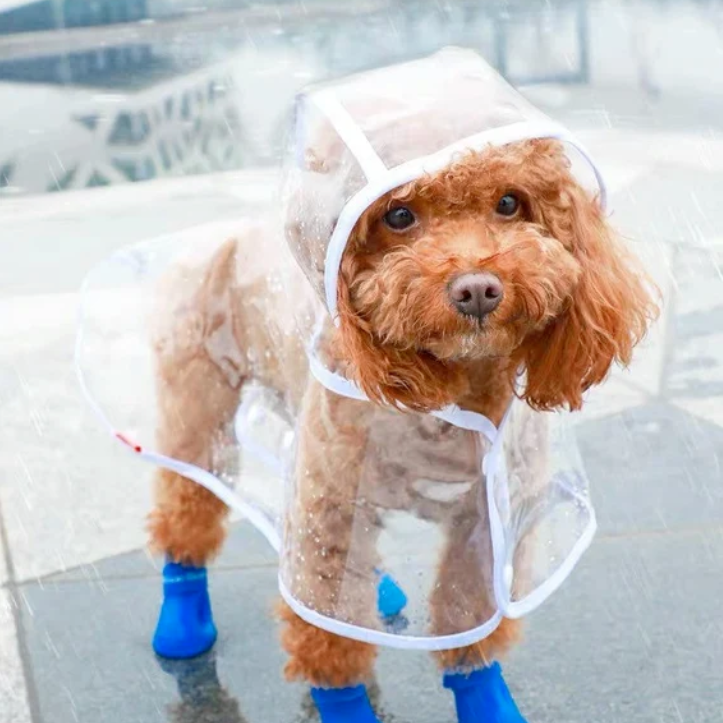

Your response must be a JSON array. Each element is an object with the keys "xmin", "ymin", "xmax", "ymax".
[{"xmin": 1, "ymin": 0, "xmax": 723, "ymax": 721}]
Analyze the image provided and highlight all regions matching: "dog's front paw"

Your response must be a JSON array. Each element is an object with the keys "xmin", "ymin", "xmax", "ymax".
[
  {"xmin": 443, "ymin": 664, "xmax": 528, "ymax": 723},
  {"xmin": 153, "ymin": 562, "xmax": 218, "ymax": 660}
]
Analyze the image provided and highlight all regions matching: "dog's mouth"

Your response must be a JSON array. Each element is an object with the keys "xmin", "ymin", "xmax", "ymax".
[
  {"xmin": 452, "ymin": 332, "xmax": 488, "ymax": 358},
  {"xmin": 421, "ymin": 327, "xmax": 491, "ymax": 361}
]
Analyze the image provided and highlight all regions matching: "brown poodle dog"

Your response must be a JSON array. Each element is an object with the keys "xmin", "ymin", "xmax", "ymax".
[{"xmin": 148, "ymin": 138, "xmax": 657, "ymax": 690}]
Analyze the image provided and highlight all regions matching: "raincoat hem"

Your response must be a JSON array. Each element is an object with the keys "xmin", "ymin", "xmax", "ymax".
[{"xmin": 278, "ymin": 576, "xmax": 505, "ymax": 651}]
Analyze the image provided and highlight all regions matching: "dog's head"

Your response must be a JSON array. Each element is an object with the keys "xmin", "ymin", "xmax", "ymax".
[{"xmin": 334, "ymin": 139, "xmax": 658, "ymax": 412}]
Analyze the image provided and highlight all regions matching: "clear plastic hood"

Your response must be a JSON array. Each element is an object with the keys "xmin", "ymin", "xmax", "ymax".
[{"xmin": 284, "ymin": 47, "xmax": 606, "ymax": 317}]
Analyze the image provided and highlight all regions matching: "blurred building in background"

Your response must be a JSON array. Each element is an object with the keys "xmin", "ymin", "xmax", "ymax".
[{"xmin": 0, "ymin": 0, "xmax": 721, "ymax": 195}]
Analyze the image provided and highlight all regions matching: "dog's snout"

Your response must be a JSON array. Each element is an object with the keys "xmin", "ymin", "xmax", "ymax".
[{"xmin": 448, "ymin": 272, "xmax": 503, "ymax": 320}]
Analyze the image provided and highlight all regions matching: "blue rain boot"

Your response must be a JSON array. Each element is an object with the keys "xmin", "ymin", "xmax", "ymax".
[
  {"xmin": 311, "ymin": 684, "xmax": 381, "ymax": 723},
  {"xmin": 376, "ymin": 570, "xmax": 408, "ymax": 618},
  {"xmin": 376, "ymin": 570, "xmax": 409, "ymax": 633},
  {"xmin": 443, "ymin": 663, "xmax": 528, "ymax": 723},
  {"xmin": 152, "ymin": 561, "xmax": 218, "ymax": 659}
]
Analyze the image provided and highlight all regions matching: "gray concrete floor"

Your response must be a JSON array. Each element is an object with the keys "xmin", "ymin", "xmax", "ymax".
[{"xmin": 11, "ymin": 394, "xmax": 723, "ymax": 723}]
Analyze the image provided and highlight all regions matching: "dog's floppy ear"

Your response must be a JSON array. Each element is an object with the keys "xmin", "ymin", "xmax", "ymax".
[
  {"xmin": 335, "ymin": 251, "xmax": 467, "ymax": 413},
  {"xmin": 518, "ymin": 183, "xmax": 658, "ymax": 411}
]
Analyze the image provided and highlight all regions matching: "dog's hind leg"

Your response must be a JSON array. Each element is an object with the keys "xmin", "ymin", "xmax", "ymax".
[
  {"xmin": 148, "ymin": 361, "xmax": 240, "ymax": 658},
  {"xmin": 149, "ymin": 239, "xmax": 245, "ymax": 659}
]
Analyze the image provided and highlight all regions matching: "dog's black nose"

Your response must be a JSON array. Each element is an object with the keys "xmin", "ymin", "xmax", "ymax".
[{"xmin": 448, "ymin": 272, "xmax": 503, "ymax": 320}]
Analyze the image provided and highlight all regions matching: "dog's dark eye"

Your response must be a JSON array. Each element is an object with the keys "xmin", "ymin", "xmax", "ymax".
[
  {"xmin": 383, "ymin": 206, "xmax": 416, "ymax": 231},
  {"xmin": 496, "ymin": 194, "xmax": 520, "ymax": 217}
]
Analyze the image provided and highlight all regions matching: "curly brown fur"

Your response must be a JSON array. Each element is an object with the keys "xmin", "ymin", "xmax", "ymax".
[
  {"xmin": 434, "ymin": 618, "xmax": 522, "ymax": 672},
  {"xmin": 338, "ymin": 139, "xmax": 658, "ymax": 412},
  {"xmin": 278, "ymin": 601, "xmax": 377, "ymax": 687},
  {"xmin": 149, "ymin": 469, "xmax": 229, "ymax": 566}
]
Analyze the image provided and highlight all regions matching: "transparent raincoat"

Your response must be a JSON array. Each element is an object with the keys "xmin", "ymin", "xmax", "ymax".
[{"xmin": 77, "ymin": 48, "xmax": 603, "ymax": 650}]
